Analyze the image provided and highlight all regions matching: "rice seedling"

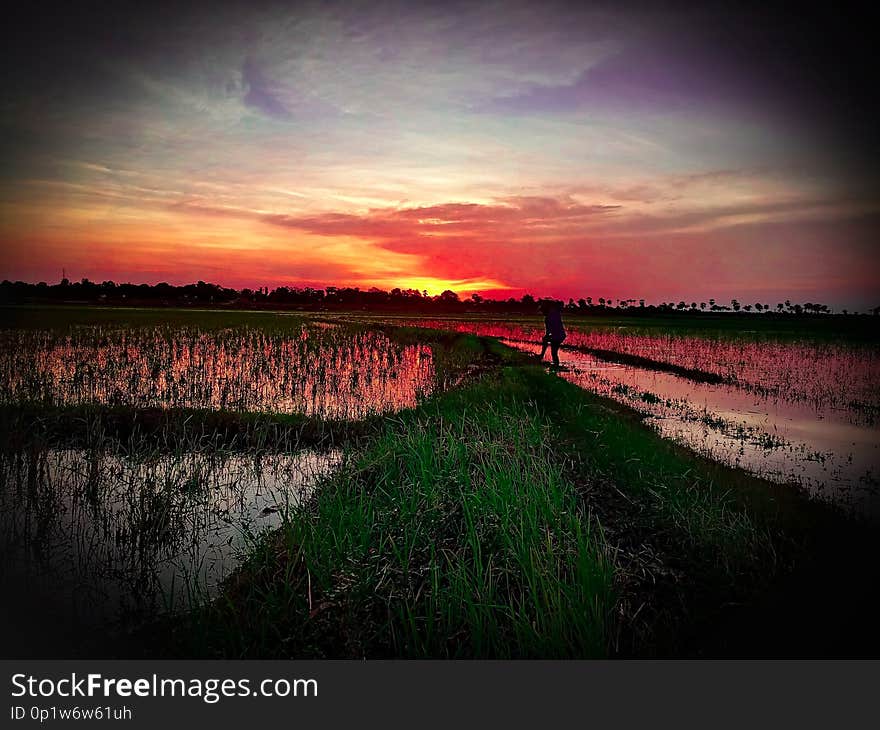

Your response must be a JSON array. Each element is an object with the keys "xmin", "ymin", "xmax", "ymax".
[
  {"xmin": 2, "ymin": 306, "xmax": 876, "ymax": 658},
  {"xmin": 0, "ymin": 323, "xmax": 436, "ymax": 420},
  {"xmin": 396, "ymin": 316, "xmax": 880, "ymax": 516},
  {"xmin": 402, "ymin": 317, "xmax": 880, "ymax": 417}
]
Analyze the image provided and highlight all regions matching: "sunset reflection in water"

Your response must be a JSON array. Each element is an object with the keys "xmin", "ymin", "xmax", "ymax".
[{"xmin": 0, "ymin": 325, "xmax": 436, "ymax": 420}]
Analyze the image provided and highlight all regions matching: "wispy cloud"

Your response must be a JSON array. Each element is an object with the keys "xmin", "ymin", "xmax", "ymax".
[
  {"xmin": 1, "ymin": 1, "xmax": 878, "ymax": 306},
  {"xmin": 242, "ymin": 58, "xmax": 290, "ymax": 119}
]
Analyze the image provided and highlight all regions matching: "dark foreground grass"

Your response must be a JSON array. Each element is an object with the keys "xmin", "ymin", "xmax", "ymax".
[{"xmin": 163, "ymin": 357, "xmax": 819, "ymax": 658}]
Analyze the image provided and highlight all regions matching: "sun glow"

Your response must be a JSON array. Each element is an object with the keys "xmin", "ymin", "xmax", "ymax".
[{"xmin": 368, "ymin": 277, "xmax": 514, "ymax": 296}]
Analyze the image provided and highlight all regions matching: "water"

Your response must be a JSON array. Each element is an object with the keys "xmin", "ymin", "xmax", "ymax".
[
  {"xmin": 0, "ymin": 447, "xmax": 341, "ymax": 650},
  {"xmin": 408, "ymin": 318, "xmax": 880, "ymax": 416},
  {"xmin": 0, "ymin": 324, "xmax": 436, "ymax": 419},
  {"xmin": 2, "ymin": 314, "xmax": 878, "ymax": 655},
  {"xmin": 552, "ymin": 350, "xmax": 880, "ymax": 517},
  {"xmin": 404, "ymin": 317, "xmax": 880, "ymax": 518},
  {"xmin": 0, "ymin": 320, "xmax": 440, "ymax": 654}
]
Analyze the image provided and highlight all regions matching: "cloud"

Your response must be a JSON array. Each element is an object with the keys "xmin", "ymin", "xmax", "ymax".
[
  {"xmin": 3, "ymin": 2, "xmax": 879, "ymax": 308},
  {"xmin": 257, "ymin": 197, "xmax": 621, "ymax": 239},
  {"xmin": 230, "ymin": 191, "xmax": 875, "ymax": 246},
  {"xmin": 242, "ymin": 58, "xmax": 290, "ymax": 119}
]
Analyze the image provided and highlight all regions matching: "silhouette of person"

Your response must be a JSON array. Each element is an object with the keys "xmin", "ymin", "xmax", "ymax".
[{"xmin": 538, "ymin": 300, "xmax": 566, "ymax": 367}]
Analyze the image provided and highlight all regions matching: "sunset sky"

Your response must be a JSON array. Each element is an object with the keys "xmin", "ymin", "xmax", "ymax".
[{"xmin": 1, "ymin": 1, "xmax": 878, "ymax": 307}]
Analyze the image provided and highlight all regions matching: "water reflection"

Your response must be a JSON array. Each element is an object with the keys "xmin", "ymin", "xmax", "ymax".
[
  {"xmin": 406, "ymin": 319, "xmax": 880, "ymax": 420},
  {"xmin": 404, "ymin": 318, "xmax": 880, "ymax": 518},
  {"xmin": 0, "ymin": 325, "xmax": 435, "ymax": 419},
  {"xmin": 0, "ymin": 447, "xmax": 341, "ymax": 636},
  {"xmin": 547, "ymin": 346, "xmax": 879, "ymax": 517},
  {"xmin": 572, "ymin": 352, "xmax": 874, "ymax": 489}
]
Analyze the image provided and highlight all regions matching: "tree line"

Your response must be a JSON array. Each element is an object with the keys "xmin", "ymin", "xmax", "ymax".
[{"xmin": 1, "ymin": 278, "xmax": 876, "ymax": 316}]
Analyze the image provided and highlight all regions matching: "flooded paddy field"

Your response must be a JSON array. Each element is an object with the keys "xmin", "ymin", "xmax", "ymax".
[
  {"xmin": 1, "ymin": 447, "xmax": 339, "ymax": 653},
  {"xmin": 401, "ymin": 316, "xmax": 880, "ymax": 518},
  {"xmin": 0, "ymin": 309, "xmax": 453, "ymax": 653},
  {"xmin": 0, "ymin": 322, "xmax": 435, "ymax": 419},
  {"xmin": 2, "ymin": 305, "xmax": 879, "ymax": 658}
]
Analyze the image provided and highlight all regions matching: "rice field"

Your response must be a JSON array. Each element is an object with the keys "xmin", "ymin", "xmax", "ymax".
[
  {"xmin": 2, "ymin": 305, "xmax": 878, "ymax": 658},
  {"xmin": 0, "ymin": 446, "xmax": 339, "ymax": 635},
  {"xmin": 400, "ymin": 316, "xmax": 880, "ymax": 517},
  {"xmin": 0, "ymin": 322, "xmax": 435, "ymax": 419},
  {"xmin": 0, "ymin": 311, "xmax": 451, "ymax": 654},
  {"xmin": 405, "ymin": 318, "xmax": 880, "ymax": 416}
]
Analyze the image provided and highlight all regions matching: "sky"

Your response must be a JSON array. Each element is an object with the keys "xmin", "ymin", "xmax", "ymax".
[{"xmin": 1, "ymin": 0, "xmax": 878, "ymax": 307}]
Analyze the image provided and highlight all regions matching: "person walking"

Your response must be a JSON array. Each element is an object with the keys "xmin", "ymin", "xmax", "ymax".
[{"xmin": 538, "ymin": 300, "xmax": 566, "ymax": 367}]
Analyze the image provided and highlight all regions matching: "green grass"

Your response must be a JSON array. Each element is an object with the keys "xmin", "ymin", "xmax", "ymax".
[
  {"xmin": 165, "ymin": 354, "xmax": 808, "ymax": 659},
  {"xmin": 1, "ymin": 304, "xmax": 313, "ymax": 332},
  {"xmin": 522, "ymin": 369, "xmax": 780, "ymax": 572},
  {"xmin": 171, "ymin": 367, "xmax": 614, "ymax": 658},
  {"xmin": 5, "ymin": 304, "xmax": 878, "ymax": 343},
  {"xmin": 367, "ymin": 310, "xmax": 880, "ymax": 344},
  {"xmin": 2, "ymin": 305, "xmax": 856, "ymax": 657}
]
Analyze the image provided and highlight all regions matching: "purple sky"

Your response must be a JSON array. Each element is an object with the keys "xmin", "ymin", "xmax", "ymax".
[{"xmin": 1, "ymin": 0, "xmax": 878, "ymax": 307}]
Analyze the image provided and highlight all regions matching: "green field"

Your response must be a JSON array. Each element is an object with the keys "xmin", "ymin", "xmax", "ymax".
[
  {"xmin": 6, "ymin": 304, "xmax": 879, "ymax": 342},
  {"xmin": 1, "ymin": 305, "xmax": 878, "ymax": 658},
  {"xmin": 354, "ymin": 309, "xmax": 880, "ymax": 344}
]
